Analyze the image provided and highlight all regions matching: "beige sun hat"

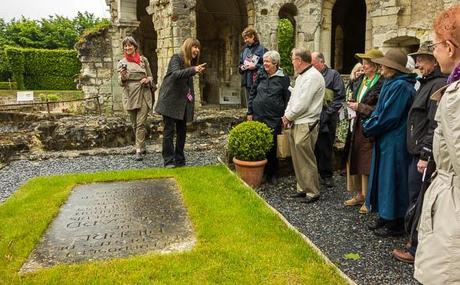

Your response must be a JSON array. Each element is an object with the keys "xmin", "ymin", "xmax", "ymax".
[
  {"xmin": 355, "ymin": 48, "xmax": 384, "ymax": 60},
  {"xmin": 408, "ymin": 41, "xmax": 434, "ymax": 58},
  {"xmin": 371, "ymin": 48, "xmax": 412, "ymax": 74}
]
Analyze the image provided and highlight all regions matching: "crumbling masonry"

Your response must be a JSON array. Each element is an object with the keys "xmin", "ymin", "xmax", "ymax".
[{"xmin": 77, "ymin": 0, "xmax": 456, "ymax": 113}]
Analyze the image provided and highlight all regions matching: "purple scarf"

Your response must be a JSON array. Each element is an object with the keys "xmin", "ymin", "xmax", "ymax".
[{"xmin": 447, "ymin": 62, "xmax": 460, "ymax": 84}]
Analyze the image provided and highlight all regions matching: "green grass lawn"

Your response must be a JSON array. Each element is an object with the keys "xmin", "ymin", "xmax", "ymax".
[{"xmin": 0, "ymin": 165, "xmax": 348, "ymax": 284}]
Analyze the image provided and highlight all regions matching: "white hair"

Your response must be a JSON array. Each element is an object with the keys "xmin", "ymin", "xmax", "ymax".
[
  {"xmin": 263, "ymin": 50, "xmax": 281, "ymax": 67},
  {"xmin": 406, "ymin": 55, "xmax": 415, "ymax": 72}
]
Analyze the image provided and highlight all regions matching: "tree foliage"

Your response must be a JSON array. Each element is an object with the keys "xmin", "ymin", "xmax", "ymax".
[
  {"xmin": 277, "ymin": 18, "xmax": 294, "ymax": 76},
  {"xmin": 0, "ymin": 12, "xmax": 109, "ymax": 50},
  {"xmin": 0, "ymin": 12, "xmax": 109, "ymax": 82}
]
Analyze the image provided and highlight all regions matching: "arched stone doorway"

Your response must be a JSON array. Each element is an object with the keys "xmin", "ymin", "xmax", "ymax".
[
  {"xmin": 331, "ymin": 0, "xmax": 366, "ymax": 74},
  {"xmin": 134, "ymin": 0, "xmax": 158, "ymax": 84},
  {"xmin": 196, "ymin": 0, "xmax": 248, "ymax": 105},
  {"xmin": 320, "ymin": 0, "xmax": 367, "ymax": 74},
  {"xmin": 277, "ymin": 4, "xmax": 297, "ymax": 75}
]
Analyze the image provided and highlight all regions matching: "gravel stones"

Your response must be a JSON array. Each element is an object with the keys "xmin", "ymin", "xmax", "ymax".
[{"xmin": 256, "ymin": 175, "xmax": 419, "ymax": 285}]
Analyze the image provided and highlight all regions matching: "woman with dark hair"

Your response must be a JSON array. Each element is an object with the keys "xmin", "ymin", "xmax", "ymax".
[
  {"xmin": 155, "ymin": 38, "xmax": 206, "ymax": 168},
  {"xmin": 239, "ymin": 27, "xmax": 267, "ymax": 107},
  {"xmin": 118, "ymin": 36, "xmax": 155, "ymax": 161},
  {"xmin": 414, "ymin": 4, "xmax": 460, "ymax": 284}
]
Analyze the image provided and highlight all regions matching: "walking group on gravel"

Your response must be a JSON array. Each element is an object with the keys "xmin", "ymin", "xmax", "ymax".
[{"xmin": 118, "ymin": 4, "xmax": 460, "ymax": 284}]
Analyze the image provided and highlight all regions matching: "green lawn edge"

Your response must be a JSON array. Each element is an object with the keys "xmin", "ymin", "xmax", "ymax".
[{"xmin": 0, "ymin": 165, "xmax": 348, "ymax": 284}]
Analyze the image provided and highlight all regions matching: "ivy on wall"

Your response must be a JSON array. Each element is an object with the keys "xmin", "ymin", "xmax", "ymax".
[
  {"xmin": 277, "ymin": 18, "xmax": 294, "ymax": 76},
  {"xmin": 4, "ymin": 47, "xmax": 81, "ymax": 90}
]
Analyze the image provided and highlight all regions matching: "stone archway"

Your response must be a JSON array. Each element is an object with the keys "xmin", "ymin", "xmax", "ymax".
[
  {"xmin": 320, "ymin": 0, "xmax": 369, "ymax": 73},
  {"xmin": 277, "ymin": 4, "xmax": 298, "ymax": 75},
  {"xmin": 334, "ymin": 25, "xmax": 344, "ymax": 72},
  {"xmin": 134, "ymin": 0, "xmax": 158, "ymax": 84},
  {"xmin": 196, "ymin": 0, "xmax": 248, "ymax": 105},
  {"xmin": 331, "ymin": 0, "xmax": 366, "ymax": 73}
]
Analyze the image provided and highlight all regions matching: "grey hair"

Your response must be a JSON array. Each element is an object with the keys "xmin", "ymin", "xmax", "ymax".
[
  {"xmin": 291, "ymin": 48, "xmax": 312, "ymax": 63},
  {"xmin": 313, "ymin": 51, "xmax": 325, "ymax": 63},
  {"xmin": 122, "ymin": 36, "xmax": 139, "ymax": 49},
  {"xmin": 263, "ymin": 50, "xmax": 281, "ymax": 67}
]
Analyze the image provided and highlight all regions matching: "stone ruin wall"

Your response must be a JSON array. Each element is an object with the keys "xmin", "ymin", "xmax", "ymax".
[
  {"xmin": 77, "ymin": 0, "xmax": 456, "ymax": 114},
  {"xmin": 75, "ymin": 27, "xmax": 114, "ymax": 114}
]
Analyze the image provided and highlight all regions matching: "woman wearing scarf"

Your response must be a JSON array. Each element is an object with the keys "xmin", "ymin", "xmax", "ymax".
[
  {"xmin": 415, "ymin": 4, "xmax": 460, "ymax": 284},
  {"xmin": 343, "ymin": 49, "xmax": 384, "ymax": 215},
  {"xmin": 118, "ymin": 36, "xmax": 155, "ymax": 161},
  {"xmin": 155, "ymin": 38, "xmax": 206, "ymax": 168}
]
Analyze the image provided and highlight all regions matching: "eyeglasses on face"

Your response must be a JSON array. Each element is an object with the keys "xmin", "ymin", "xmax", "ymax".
[
  {"xmin": 427, "ymin": 40, "xmax": 447, "ymax": 51},
  {"xmin": 428, "ymin": 40, "xmax": 458, "ymax": 51}
]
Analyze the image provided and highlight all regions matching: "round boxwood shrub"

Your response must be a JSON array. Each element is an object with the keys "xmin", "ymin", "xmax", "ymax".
[{"xmin": 228, "ymin": 121, "xmax": 274, "ymax": 161}]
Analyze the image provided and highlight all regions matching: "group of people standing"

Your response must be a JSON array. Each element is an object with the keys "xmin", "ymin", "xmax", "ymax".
[
  {"xmin": 240, "ymin": 4, "xmax": 460, "ymax": 283},
  {"xmin": 241, "ymin": 27, "xmax": 345, "ymax": 197},
  {"xmin": 117, "ymin": 4, "xmax": 460, "ymax": 283}
]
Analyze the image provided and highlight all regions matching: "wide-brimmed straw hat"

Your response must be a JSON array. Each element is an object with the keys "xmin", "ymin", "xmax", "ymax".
[
  {"xmin": 355, "ymin": 48, "xmax": 384, "ymax": 60},
  {"xmin": 371, "ymin": 48, "xmax": 412, "ymax": 74},
  {"xmin": 408, "ymin": 41, "xmax": 434, "ymax": 58}
]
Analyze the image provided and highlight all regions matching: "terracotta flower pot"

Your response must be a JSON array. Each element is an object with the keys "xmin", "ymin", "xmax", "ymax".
[{"xmin": 233, "ymin": 157, "xmax": 267, "ymax": 188}]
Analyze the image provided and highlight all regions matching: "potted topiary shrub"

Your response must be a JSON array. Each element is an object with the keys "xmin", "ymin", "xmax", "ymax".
[{"xmin": 228, "ymin": 120, "xmax": 274, "ymax": 187}]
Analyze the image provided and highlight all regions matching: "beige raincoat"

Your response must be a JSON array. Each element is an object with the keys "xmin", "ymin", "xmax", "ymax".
[
  {"xmin": 414, "ymin": 80, "xmax": 460, "ymax": 284},
  {"xmin": 117, "ymin": 56, "xmax": 154, "ymax": 111}
]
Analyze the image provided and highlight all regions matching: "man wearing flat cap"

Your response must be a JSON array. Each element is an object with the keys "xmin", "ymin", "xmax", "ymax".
[
  {"xmin": 362, "ymin": 48, "xmax": 417, "ymax": 238},
  {"xmin": 392, "ymin": 41, "xmax": 447, "ymax": 264}
]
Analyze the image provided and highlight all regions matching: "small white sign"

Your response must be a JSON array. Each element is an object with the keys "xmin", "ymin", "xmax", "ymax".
[
  {"xmin": 17, "ymin": 91, "xmax": 34, "ymax": 102},
  {"xmin": 219, "ymin": 88, "xmax": 241, "ymax": 105}
]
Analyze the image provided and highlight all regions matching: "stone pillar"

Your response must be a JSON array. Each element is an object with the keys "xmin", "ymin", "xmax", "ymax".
[{"xmin": 75, "ymin": 27, "xmax": 114, "ymax": 115}]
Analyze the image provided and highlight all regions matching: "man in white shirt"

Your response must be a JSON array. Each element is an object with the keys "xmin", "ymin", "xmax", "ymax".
[{"xmin": 282, "ymin": 48, "xmax": 325, "ymax": 203}]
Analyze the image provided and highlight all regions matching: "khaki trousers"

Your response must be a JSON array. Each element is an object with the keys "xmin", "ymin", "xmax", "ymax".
[
  {"xmin": 128, "ymin": 98, "xmax": 150, "ymax": 151},
  {"xmin": 287, "ymin": 123, "xmax": 320, "ymax": 198}
]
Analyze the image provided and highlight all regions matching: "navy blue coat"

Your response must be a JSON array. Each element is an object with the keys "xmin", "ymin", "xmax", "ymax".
[
  {"xmin": 239, "ymin": 41, "xmax": 267, "ymax": 88},
  {"xmin": 247, "ymin": 68, "xmax": 290, "ymax": 129},
  {"xmin": 363, "ymin": 73, "xmax": 416, "ymax": 220}
]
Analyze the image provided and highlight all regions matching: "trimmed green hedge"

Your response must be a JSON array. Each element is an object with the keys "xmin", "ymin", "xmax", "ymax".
[
  {"xmin": 3, "ymin": 47, "xmax": 81, "ymax": 90},
  {"xmin": 0, "ymin": 81, "xmax": 17, "ymax": 90}
]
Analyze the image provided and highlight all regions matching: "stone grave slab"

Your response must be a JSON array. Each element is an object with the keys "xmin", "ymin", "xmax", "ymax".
[{"xmin": 21, "ymin": 178, "xmax": 195, "ymax": 273}]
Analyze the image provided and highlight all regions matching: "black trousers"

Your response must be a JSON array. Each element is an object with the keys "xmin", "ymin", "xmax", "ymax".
[
  {"xmin": 315, "ymin": 115, "xmax": 338, "ymax": 179},
  {"xmin": 162, "ymin": 115, "xmax": 186, "ymax": 167},
  {"xmin": 265, "ymin": 124, "xmax": 281, "ymax": 178},
  {"xmin": 408, "ymin": 155, "xmax": 423, "ymax": 207}
]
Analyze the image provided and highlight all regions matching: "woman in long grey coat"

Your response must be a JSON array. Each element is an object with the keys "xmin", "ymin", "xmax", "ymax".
[
  {"xmin": 154, "ymin": 38, "xmax": 206, "ymax": 168},
  {"xmin": 118, "ymin": 36, "xmax": 155, "ymax": 161},
  {"xmin": 414, "ymin": 4, "xmax": 460, "ymax": 284}
]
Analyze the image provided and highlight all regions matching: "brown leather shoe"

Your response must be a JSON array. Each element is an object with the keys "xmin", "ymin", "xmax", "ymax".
[{"xmin": 392, "ymin": 249, "xmax": 414, "ymax": 264}]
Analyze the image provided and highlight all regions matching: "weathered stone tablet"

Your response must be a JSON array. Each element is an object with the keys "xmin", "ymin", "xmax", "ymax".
[{"xmin": 21, "ymin": 179, "xmax": 195, "ymax": 272}]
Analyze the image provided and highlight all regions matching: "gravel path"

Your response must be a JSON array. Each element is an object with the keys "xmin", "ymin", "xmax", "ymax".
[
  {"xmin": 0, "ymin": 149, "xmax": 418, "ymax": 284},
  {"xmin": 0, "ymin": 149, "xmax": 220, "ymax": 203},
  {"xmin": 256, "ymin": 175, "xmax": 419, "ymax": 285}
]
